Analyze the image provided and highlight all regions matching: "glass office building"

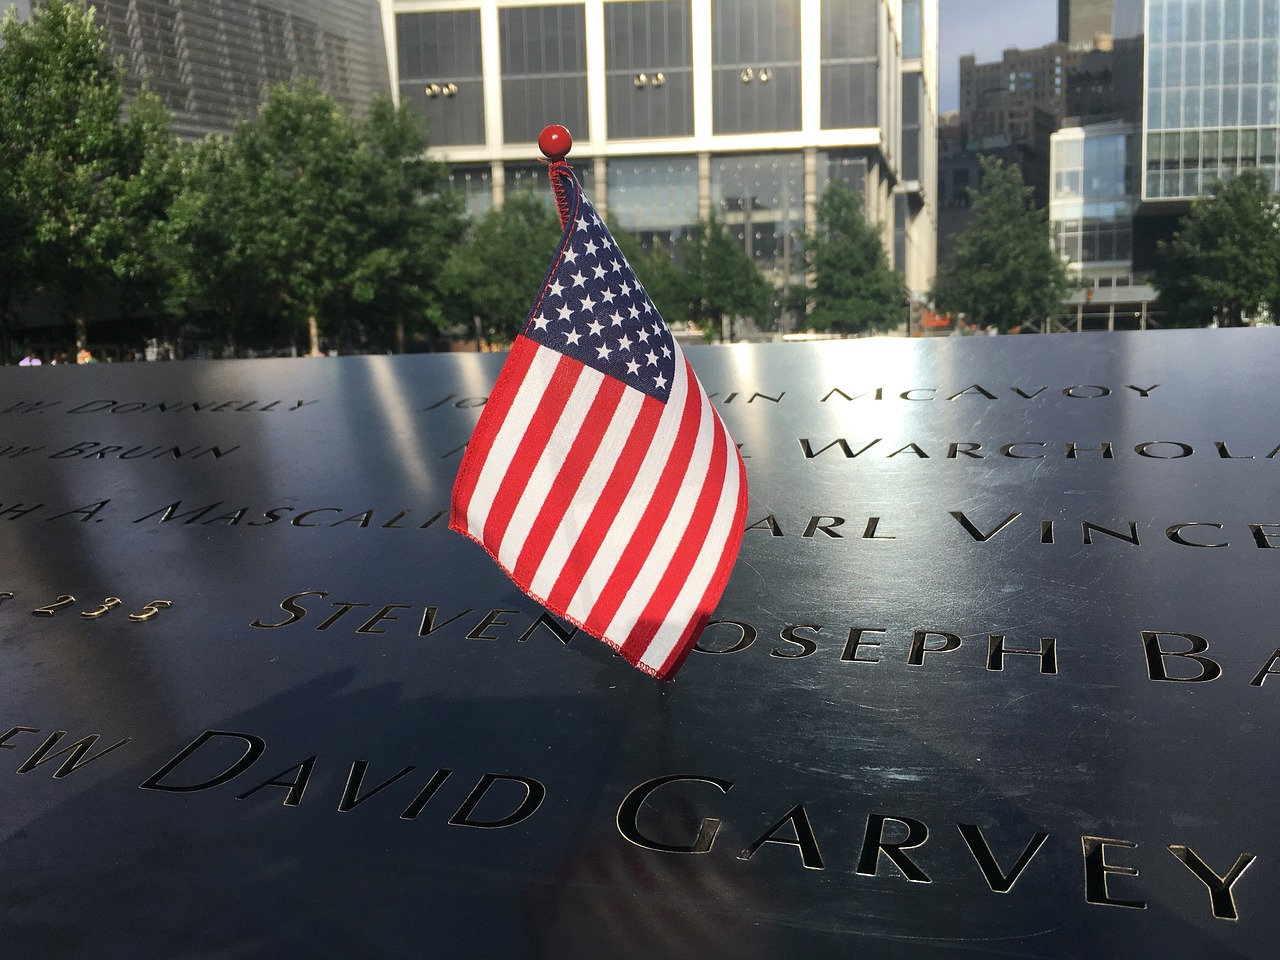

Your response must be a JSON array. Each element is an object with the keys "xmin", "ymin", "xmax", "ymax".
[
  {"xmin": 1143, "ymin": 0, "xmax": 1280, "ymax": 199},
  {"xmin": 388, "ymin": 0, "xmax": 938, "ymax": 312},
  {"xmin": 87, "ymin": 0, "xmax": 390, "ymax": 139},
  {"xmin": 1050, "ymin": 120, "xmax": 1139, "ymax": 276}
]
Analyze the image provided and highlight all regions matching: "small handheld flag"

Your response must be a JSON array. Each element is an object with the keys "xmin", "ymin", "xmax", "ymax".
[{"xmin": 450, "ymin": 126, "xmax": 748, "ymax": 680}]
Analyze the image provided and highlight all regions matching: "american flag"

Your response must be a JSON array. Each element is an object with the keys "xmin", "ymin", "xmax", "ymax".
[{"xmin": 450, "ymin": 162, "xmax": 748, "ymax": 680}]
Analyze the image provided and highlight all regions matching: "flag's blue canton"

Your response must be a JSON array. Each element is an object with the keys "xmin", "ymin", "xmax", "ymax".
[{"xmin": 522, "ymin": 180, "xmax": 676, "ymax": 404}]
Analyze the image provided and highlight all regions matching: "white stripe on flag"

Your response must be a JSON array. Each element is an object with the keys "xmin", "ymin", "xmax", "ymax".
[
  {"xmin": 462, "ymin": 346, "xmax": 562, "ymax": 537},
  {"xmin": 639, "ymin": 418, "xmax": 743, "ymax": 672},
  {"xmin": 563, "ymin": 356, "xmax": 692, "ymax": 627},
  {"xmin": 602, "ymin": 374, "xmax": 716, "ymax": 642},
  {"xmin": 527, "ymin": 383, "xmax": 647, "ymax": 601},
  {"xmin": 496, "ymin": 363, "xmax": 605, "ymax": 570}
]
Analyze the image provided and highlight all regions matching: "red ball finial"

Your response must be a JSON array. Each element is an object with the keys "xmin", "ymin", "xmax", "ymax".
[{"xmin": 538, "ymin": 124, "xmax": 573, "ymax": 161}]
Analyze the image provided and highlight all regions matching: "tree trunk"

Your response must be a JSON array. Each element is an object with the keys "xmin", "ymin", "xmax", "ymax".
[
  {"xmin": 394, "ymin": 315, "xmax": 406, "ymax": 354},
  {"xmin": 308, "ymin": 314, "xmax": 322, "ymax": 356}
]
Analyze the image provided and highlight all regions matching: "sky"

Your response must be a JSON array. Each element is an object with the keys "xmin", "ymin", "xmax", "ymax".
[{"xmin": 939, "ymin": 0, "xmax": 1059, "ymax": 113}]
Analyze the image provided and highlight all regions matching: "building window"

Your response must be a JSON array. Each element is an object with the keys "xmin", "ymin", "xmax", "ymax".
[
  {"xmin": 894, "ymin": 192, "xmax": 908, "ymax": 274},
  {"xmin": 901, "ymin": 71, "xmax": 922, "ymax": 181},
  {"xmin": 397, "ymin": 11, "xmax": 485, "ymax": 147},
  {"xmin": 448, "ymin": 166, "xmax": 494, "ymax": 220},
  {"xmin": 711, "ymin": 0, "xmax": 802, "ymax": 134},
  {"xmin": 821, "ymin": 0, "xmax": 879, "ymax": 128},
  {"xmin": 710, "ymin": 152, "xmax": 804, "ymax": 277},
  {"xmin": 505, "ymin": 161, "xmax": 596, "ymax": 211},
  {"xmin": 499, "ymin": 4, "xmax": 589, "ymax": 144},
  {"xmin": 606, "ymin": 157, "xmax": 699, "ymax": 247},
  {"xmin": 605, "ymin": 1, "xmax": 693, "ymax": 139},
  {"xmin": 902, "ymin": 0, "xmax": 922, "ymax": 59},
  {"xmin": 817, "ymin": 152, "xmax": 869, "ymax": 196}
]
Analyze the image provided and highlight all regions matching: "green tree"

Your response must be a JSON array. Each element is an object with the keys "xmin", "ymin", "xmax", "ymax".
[
  {"xmin": 164, "ymin": 82, "xmax": 462, "ymax": 356},
  {"xmin": 231, "ymin": 80, "xmax": 368, "ymax": 355},
  {"xmin": 679, "ymin": 215, "xmax": 772, "ymax": 341},
  {"xmin": 336, "ymin": 97, "xmax": 464, "ymax": 352},
  {"xmin": 803, "ymin": 182, "xmax": 905, "ymax": 334},
  {"xmin": 440, "ymin": 191, "xmax": 562, "ymax": 346},
  {"xmin": 0, "ymin": 0, "xmax": 175, "ymax": 359},
  {"xmin": 159, "ymin": 134, "xmax": 278, "ymax": 355},
  {"xmin": 1153, "ymin": 169, "xmax": 1280, "ymax": 327},
  {"xmin": 933, "ymin": 156, "xmax": 1069, "ymax": 333},
  {"xmin": 108, "ymin": 93, "xmax": 184, "ymax": 342}
]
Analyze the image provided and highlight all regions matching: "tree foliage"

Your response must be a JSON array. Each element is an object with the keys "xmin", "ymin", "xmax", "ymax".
[
  {"xmin": 678, "ymin": 215, "xmax": 772, "ymax": 340},
  {"xmin": 440, "ymin": 191, "xmax": 562, "ymax": 346},
  {"xmin": 0, "ymin": 0, "xmax": 176, "ymax": 357},
  {"xmin": 804, "ymin": 182, "xmax": 905, "ymax": 334},
  {"xmin": 163, "ymin": 83, "xmax": 463, "ymax": 355},
  {"xmin": 932, "ymin": 156, "xmax": 1069, "ymax": 332},
  {"xmin": 338, "ymin": 97, "xmax": 464, "ymax": 351},
  {"xmin": 1153, "ymin": 169, "xmax": 1280, "ymax": 328}
]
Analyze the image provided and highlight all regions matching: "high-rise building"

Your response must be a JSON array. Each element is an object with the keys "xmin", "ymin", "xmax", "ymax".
[
  {"xmin": 1050, "ymin": 118, "xmax": 1139, "ymax": 275},
  {"xmin": 1067, "ymin": 35, "xmax": 1144, "ymax": 122},
  {"xmin": 1059, "ymin": 0, "xmax": 1115, "ymax": 47},
  {"xmin": 1112, "ymin": 0, "xmax": 1144, "ymax": 39},
  {"xmin": 960, "ymin": 44, "xmax": 1081, "ymax": 147},
  {"xmin": 1142, "ymin": 0, "xmax": 1280, "ymax": 202},
  {"xmin": 1134, "ymin": 0, "xmax": 1280, "ymax": 265},
  {"xmin": 86, "ymin": 0, "xmax": 390, "ymax": 140},
  {"xmin": 384, "ymin": 0, "xmax": 938, "ymax": 328}
]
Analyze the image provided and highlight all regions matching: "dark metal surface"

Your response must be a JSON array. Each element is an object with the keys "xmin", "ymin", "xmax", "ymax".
[{"xmin": 0, "ymin": 328, "xmax": 1275, "ymax": 958}]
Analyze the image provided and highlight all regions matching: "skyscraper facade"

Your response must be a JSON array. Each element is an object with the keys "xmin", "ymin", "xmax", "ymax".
[
  {"xmin": 87, "ymin": 0, "xmax": 390, "ymax": 139},
  {"xmin": 1059, "ymin": 0, "xmax": 1115, "ymax": 46},
  {"xmin": 1142, "ymin": 0, "xmax": 1280, "ymax": 202},
  {"xmin": 384, "ymin": 0, "xmax": 938, "ymax": 322}
]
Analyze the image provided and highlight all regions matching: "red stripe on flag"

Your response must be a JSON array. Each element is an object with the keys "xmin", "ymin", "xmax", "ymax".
[
  {"xmin": 543, "ymin": 394, "xmax": 666, "ymax": 615},
  {"xmin": 651, "ymin": 448, "xmax": 750, "ymax": 678},
  {"xmin": 450, "ymin": 336, "xmax": 542, "ymax": 530},
  {"xmin": 620, "ymin": 414, "xmax": 730, "ymax": 660},
  {"xmin": 510, "ymin": 375, "xmax": 628, "ymax": 588},
  {"xmin": 481, "ymin": 353, "xmax": 584, "ymax": 550},
  {"xmin": 581, "ymin": 372, "xmax": 705, "ymax": 639}
]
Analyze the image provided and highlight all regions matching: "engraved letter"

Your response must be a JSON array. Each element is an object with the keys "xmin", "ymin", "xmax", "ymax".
[
  {"xmin": 802, "ymin": 516, "xmax": 845, "ymax": 538},
  {"xmin": 449, "ymin": 773, "xmax": 547, "ymax": 828},
  {"xmin": 857, "ymin": 814, "xmax": 931, "ymax": 882},
  {"xmin": 17, "ymin": 731, "xmax": 131, "ymax": 779},
  {"xmin": 1142, "ymin": 631, "xmax": 1222, "ymax": 682},
  {"xmin": 250, "ymin": 590, "xmax": 329, "ymax": 629},
  {"xmin": 907, "ymin": 630, "xmax": 962, "ymax": 666},
  {"xmin": 338, "ymin": 761, "xmax": 417, "ymax": 812},
  {"xmin": 773, "ymin": 624, "xmax": 821, "ymax": 659},
  {"xmin": 1166, "ymin": 523, "xmax": 1228, "ymax": 548},
  {"xmin": 738, "ymin": 804, "xmax": 825, "ymax": 868},
  {"xmin": 1082, "ymin": 836, "xmax": 1146, "ymax": 909},
  {"xmin": 140, "ymin": 730, "xmax": 267, "ymax": 792},
  {"xmin": 957, "ymin": 823, "xmax": 1049, "ymax": 893},
  {"xmin": 950, "ymin": 510, "xmax": 1021, "ymax": 542},
  {"xmin": 616, "ymin": 774, "xmax": 733, "ymax": 853},
  {"xmin": 987, "ymin": 636, "xmax": 1058, "ymax": 674},
  {"xmin": 1167, "ymin": 845, "xmax": 1255, "ymax": 921},
  {"xmin": 1250, "ymin": 649, "xmax": 1280, "ymax": 686},
  {"xmin": 695, "ymin": 619, "xmax": 757, "ymax": 654},
  {"xmin": 236, "ymin": 757, "xmax": 317, "ymax": 806}
]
